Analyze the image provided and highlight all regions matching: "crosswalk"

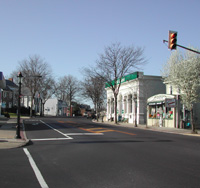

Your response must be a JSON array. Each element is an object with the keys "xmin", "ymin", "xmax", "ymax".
[
  {"xmin": 27, "ymin": 120, "xmax": 136, "ymax": 142},
  {"xmin": 58, "ymin": 121, "xmax": 136, "ymax": 136}
]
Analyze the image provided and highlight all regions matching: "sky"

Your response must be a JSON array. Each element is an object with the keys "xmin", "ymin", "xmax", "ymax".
[{"xmin": 1, "ymin": 0, "xmax": 200, "ymax": 81}]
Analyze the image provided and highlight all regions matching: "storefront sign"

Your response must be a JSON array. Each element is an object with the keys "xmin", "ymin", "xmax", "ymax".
[
  {"xmin": 165, "ymin": 98, "xmax": 176, "ymax": 107},
  {"xmin": 1, "ymin": 102, "xmax": 6, "ymax": 108},
  {"xmin": 148, "ymin": 101, "xmax": 164, "ymax": 105},
  {"xmin": 105, "ymin": 72, "xmax": 138, "ymax": 88}
]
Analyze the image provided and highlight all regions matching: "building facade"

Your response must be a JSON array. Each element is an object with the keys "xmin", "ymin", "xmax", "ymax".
[
  {"xmin": 2, "ymin": 79, "xmax": 18, "ymax": 110},
  {"xmin": 44, "ymin": 98, "xmax": 68, "ymax": 116},
  {"xmin": 106, "ymin": 72, "xmax": 166, "ymax": 124},
  {"xmin": 147, "ymin": 83, "xmax": 200, "ymax": 129}
]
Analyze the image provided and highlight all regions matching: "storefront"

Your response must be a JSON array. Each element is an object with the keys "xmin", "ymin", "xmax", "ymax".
[
  {"xmin": 147, "ymin": 94, "xmax": 176, "ymax": 128},
  {"xmin": 106, "ymin": 72, "xmax": 166, "ymax": 124}
]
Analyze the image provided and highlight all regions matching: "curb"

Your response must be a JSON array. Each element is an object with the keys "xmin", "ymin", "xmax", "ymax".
[
  {"xmin": 0, "ymin": 119, "xmax": 30, "ymax": 149},
  {"xmin": 93, "ymin": 120, "xmax": 200, "ymax": 137}
]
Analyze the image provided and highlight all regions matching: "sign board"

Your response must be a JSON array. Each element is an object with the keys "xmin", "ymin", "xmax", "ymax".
[
  {"xmin": 105, "ymin": 72, "xmax": 138, "ymax": 88},
  {"xmin": 1, "ymin": 102, "xmax": 6, "ymax": 108},
  {"xmin": 165, "ymin": 98, "xmax": 176, "ymax": 108}
]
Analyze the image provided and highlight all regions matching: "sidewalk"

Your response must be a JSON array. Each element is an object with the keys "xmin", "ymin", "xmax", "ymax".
[
  {"xmin": 94, "ymin": 120, "xmax": 200, "ymax": 137},
  {"xmin": 0, "ymin": 117, "xmax": 29, "ymax": 149}
]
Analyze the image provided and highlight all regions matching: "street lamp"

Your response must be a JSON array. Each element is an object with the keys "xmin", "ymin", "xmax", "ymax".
[
  {"xmin": 134, "ymin": 93, "xmax": 137, "ymax": 127},
  {"xmin": 16, "ymin": 72, "xmax": 23, "ymax": 139}
]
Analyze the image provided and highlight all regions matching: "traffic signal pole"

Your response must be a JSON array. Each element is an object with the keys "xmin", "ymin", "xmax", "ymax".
[{"xmin": 163, "ymin": 40, "xmax": 200, "ymax": 54}]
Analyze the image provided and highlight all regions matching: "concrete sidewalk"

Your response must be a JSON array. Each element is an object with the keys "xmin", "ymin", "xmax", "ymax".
[
  {"xmin": 94, "ymin": 120, "xmax": 200, "ymax": 137},
  {"xmin": 0, "ymin": 117, "xmax": 29, "ymax": 149}
]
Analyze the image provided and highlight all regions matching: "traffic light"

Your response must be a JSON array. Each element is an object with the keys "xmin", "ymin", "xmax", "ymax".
[{"xmin": 168, "ymin": 30, "xmax": 177, "ymax": 50}]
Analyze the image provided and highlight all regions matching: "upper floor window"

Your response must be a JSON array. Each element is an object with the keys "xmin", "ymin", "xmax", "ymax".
[{"xmin": 10, "ymin": 92, "xmax": 12, "ymax": 99}]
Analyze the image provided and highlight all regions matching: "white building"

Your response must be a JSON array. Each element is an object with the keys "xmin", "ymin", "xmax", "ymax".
[
  {"xmin": 106, "ymin": 72, "xmax": 165, "ymax": 124},
  {"xmin": 44, "ymin": 98, "xmax": 68, "ymax": 116}
]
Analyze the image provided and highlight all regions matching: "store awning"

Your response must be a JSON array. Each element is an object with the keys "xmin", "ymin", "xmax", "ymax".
[
  {"xmin": 0, "ymin": 72, "xmax": 6, "ymax": 89},
  {"xmin": 147, "ymin": 94, "xmax": 175, "ymax": 105}
]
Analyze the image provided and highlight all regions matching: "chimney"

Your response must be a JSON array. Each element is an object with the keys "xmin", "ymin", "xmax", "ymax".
[{"xmin": 9, "ymin": 78, "xmax": 13, "ymax": 82}]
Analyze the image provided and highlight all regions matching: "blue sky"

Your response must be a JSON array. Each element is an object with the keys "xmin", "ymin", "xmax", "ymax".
[{"xmin": 1, "ymin": 0, "xmax": 200, "ymax": 80}]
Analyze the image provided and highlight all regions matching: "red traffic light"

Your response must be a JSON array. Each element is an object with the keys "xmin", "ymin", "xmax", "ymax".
[{"xmin": 168, "ymin": 30, "xmax": 177, "ymax": 50}]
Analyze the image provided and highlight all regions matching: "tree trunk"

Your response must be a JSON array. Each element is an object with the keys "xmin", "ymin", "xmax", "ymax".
[
  {"xmin": 42, "ymin": 103, "xmax": 45, "ymax": 117},
  {"xmin": 114, "ymin": 95, "xmax": 118, "ymax": 124},
  {"xmin": 190, "ymin": 107, "xmax": 196, "ymax": 133},
  {"xmin": 70, "ymin": 102, "xmax": 72, "ymax": 116},
  {"xmin": 30, "ymin": 97, "xmax": 33, "ymax": 117},
  {"xmin": 96, "ymin": 103, "xmax": 99, "ymax": 122}
]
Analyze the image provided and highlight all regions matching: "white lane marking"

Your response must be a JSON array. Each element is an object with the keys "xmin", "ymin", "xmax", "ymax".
[
  {"xmin": 66, "ymin": 133, "xmax": 103, "ymax": 136},
  {"xmin": 23, "ymin": 148, "xmax": 49, "ymax": 188},
  {"xmin": 31, "ymin": 138, "xmax": 72, "ymax": 141},
  {"xmin": 25, "ymin": 120, "xmax": 40, "ymax": 122},
  {"xmin": 40, "ymin": 120, "xmax": 73, "ymax": 139}
]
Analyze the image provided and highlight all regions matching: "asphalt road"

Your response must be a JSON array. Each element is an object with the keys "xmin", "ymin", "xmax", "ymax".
[{"xmin": 0, "ymin": 117, "xmax": 200, "ymax": 188}]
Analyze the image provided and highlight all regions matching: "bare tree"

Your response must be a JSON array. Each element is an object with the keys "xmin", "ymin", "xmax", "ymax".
[
  {"xmin": 18, "ymin": 55, "xmax": 52, "ymax": 117},
  {"xmin": 81, "ymin": 68, "xmax": 106, "ymax": 120},
  {"xmin": 55, "ymin": 75, "xmax": 79, "ymax": 116},
  {"xmin": 39, "ymin": 77, "xmax": 55, "ymax": 116},
  {"xmin": 95, "ymin": 42, "xmax": 146, "ymax": 124}
]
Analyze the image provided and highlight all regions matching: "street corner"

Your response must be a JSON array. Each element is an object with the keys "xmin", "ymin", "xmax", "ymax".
[
  {"xmin": 0, "ymin": 129, "xmax": 30, "ymax": 150},
  {"xmin": 0, "ymin": 138, "xmax": 29, "ymax": 149}
]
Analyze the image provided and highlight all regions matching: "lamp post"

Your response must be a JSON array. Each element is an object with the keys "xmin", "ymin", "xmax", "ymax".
[
  {"xmin": 134, "ymin": 93, "xmax": 137, "ymax": 127},
  {"xmin": 16, "ymin": 72, "xmax": 23, "ymax": 139}
]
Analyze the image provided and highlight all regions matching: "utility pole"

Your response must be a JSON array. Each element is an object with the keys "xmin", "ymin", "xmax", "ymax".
[{"xmin": 16, "ymin": 72, "xmax": 23, "ymax": 139}]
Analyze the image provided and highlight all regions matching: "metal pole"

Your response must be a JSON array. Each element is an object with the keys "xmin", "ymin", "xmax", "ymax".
[
  {"xmin": 134, "ymin": 97, "xmax": 137, "ymax": 127},
  {"xmin": 16, "ymin": 80, "xmax": 21, "ymax": 139},
  {"xmin": 163, "ymin": 40, "xmax": 200, "ymax": 54}
]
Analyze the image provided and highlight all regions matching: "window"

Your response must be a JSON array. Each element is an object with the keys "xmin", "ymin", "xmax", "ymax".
[
  {"xmin": 128, "ymin": 95, "xmax": 132, "ymax": 113},
  {"xmin": 10, "ymin": 92, "xmax": 12, "ymax": 99},
  {"xmin": 149, "ymin": 104, "xmax": 163, "ymax": 119},
  {"xmin": 3, "ymin": 92, "xmax": 7, "ymax": 98},
  {"xmin": 9, "ymin": 102, "xmax": 12, "ymax": 108},
  {"xmin": 124, "ymin": 97, "xmax": 127, "ymax": 113},
  {"xmin": 165, "ymin": 107, "xmax": 173, "ymax": 119},
  {"xmin": 111, "ymin": 98, "xmax": 114, "ymax": 114},
  {"xmin": 170, "ymin": 86, "xmax": 173, "ymax": 95},
  {"xmin": 149, "ymin": 104, "xmax": 173, "ymax": 119}
]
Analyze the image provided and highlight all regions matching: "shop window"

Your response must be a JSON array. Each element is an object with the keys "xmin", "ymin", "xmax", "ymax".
[
  {"xmin": 149, "ymin": 106, "xmax": 156, "ymax": 118},
  {"xmin": 165, "ymin": 107, "xmax": 173, "ymax": 119},
  {"xmin": 149, "ymin": 104, "xmax": 164, "ymax": 119}
]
